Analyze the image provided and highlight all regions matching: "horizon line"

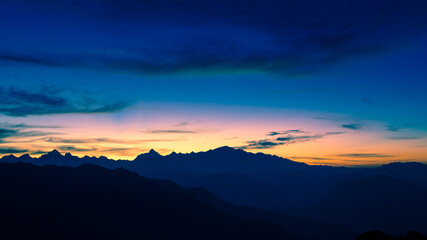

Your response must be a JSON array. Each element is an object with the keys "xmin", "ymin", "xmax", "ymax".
[{"xmin": 1, "ymin": 146, "xmax": 426, "ymax": 168}]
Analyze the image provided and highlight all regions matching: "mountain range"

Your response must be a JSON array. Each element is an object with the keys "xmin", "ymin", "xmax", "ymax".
[{"xmin": 2, "ymin": 146, "xmax": 427, "ymax": 237}]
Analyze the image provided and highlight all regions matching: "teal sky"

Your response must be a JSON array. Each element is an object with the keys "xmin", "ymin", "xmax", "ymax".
[{"xmin": 0, "ymin": 0, "xmax": 426, "ymax": 165}]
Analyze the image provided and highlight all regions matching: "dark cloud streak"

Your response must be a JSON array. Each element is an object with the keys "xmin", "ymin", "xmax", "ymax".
[
  {"xmin": 240, "ymin": 131, "xmax": 344, "ymax": 149},
  {"xmin": 57, "ymin": 146, "xmax": 97, "ymax": 152},
  {"xmin": 267, "ymin": 129, "xmax": 307, "ymax": 136},
  {"xmin": 41, "ymin": 137, "xmax": 183, "ymax": 144},
  {"xmin": 1, "ymin": 0, "xmax": 426, "ymax": 74},
  {"xmin": 240, "ymin": 140, "xmax": 283, "ymax": 150},
  {"xmin": 341, "ymin": 123, "xmax": 362, "ymax": 130},
  {"xmin": 0, "ymin": 122, "xmax": 62, "ymax": 129},
  {"xmin": 0, "ymin": 147, "xmax": 28, "ymax": 154},
  {"xmin": 0, "ymin": 87, "xmax": 129, "ymax": 116},
  {"xmin": 0, "ymin": 128, "xmax": 58, "ymax": 138},
  {"xmin": 336, "ymin": 153, "xmax": 396, "ymax": 158}
]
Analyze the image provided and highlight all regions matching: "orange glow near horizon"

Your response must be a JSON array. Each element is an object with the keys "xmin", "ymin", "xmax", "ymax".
[{"xmin": 0, "ymin": 103, "xmax": 426, "ymax": 166}]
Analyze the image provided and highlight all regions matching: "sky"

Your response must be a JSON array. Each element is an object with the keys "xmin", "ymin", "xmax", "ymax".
[{"xmin": 0, "ymin": 0, "xmax": 426, "ymax": 166}]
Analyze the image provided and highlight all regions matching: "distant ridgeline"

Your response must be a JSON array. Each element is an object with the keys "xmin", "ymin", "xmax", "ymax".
[
  {"xmin": 1, "ymin": 162, "xmax": 426, "ymax": 240},
  {"xmin": 2, "ymin": 146, "xmax": 427, "ymax": 236}
]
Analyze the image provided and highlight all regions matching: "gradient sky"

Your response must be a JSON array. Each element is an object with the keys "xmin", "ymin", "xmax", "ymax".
[{"xmin": 0, "ymin": 0, "xmax": 426, "ymax": 166}]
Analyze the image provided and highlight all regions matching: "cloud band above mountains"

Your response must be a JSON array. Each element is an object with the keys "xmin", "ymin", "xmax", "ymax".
[{"xmin": 1, "ymin": 0, "xmax": 426, "ymax": 74}]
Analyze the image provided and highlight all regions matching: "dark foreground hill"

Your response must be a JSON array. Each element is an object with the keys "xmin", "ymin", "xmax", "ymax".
[
  {"xmin": 309, "ymin": 175, "xmax": 427, "ymax": 235},
  {"xmin": 2, "ymin": 147, "xmax": 427, "ymax": 236},
  {"xmin": 355, "ymin": 231, "xmax": 427, "ymax": 240},
  {"xmin": 0, "ymin": 162, "xmax": 357, "ymax": 240},
  {"xmin": 0, "ymin": 162, "xmax": 298, "ymax": 240}
]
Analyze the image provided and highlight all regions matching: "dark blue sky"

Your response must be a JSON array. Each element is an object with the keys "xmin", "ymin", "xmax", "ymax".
[{"xmin": 0, "ymin": 0, "xmax": 426, "ymax": 164}]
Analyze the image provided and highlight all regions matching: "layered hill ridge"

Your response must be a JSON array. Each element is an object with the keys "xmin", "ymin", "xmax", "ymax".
[
  {"xmin": 0, "ymin": 162, "xmax": 353, "ymax": 240},
  {"xmin": 1, "ymin": 147, "xmax": 427, "ymax": 236}
]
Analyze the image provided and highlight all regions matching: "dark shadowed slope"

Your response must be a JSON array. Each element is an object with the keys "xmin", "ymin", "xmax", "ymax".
[
  {"xmin": 309, "ymin": 175, "xmax": 427, "ymax": 235},
  {"xmin": 355, "ymin": 231, "xmax": 427, "ymax": 240},
  {"xmin": 187, "ymin": 188, "xmax": 355, "ymax": 240},
  {"xmin": 2, "ymin": 147, "xmax": 427, "ymax": 234},
  {"xmin": 0, "ymin": 162, "xmax": 358, "ymax": 240},
  {"xmin": 0, "ymin": 162, "xmax": 298, "ymax": 240},
  {"xmin": 0, "ymin": 147, "xmax": 351, "ymax": 215},
  {"xmin": 358, "ymin": 162, "xmax": 427, "ymax": 184}
]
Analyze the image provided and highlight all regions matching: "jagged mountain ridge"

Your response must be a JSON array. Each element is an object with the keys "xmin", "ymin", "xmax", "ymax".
[
  {"xmin": 2, "ymin": 146, "xmax": 427, "ymax": 233},
  {"xmin": 0, "ymin": 146, "xmax": 311, "ymax": 175},
  {"xmin": 3, "ymin": 146, "xmax": 424, "ymax": 174}
]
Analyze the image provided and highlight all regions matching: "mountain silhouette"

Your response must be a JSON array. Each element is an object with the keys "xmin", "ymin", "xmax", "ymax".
[
  {"xmin": 1, "ymin": 147, "xmax": 427, "ymax": 236},
  {"xmin": 43, "ymin": 148, "xmax": 62, "ymax": 158},
  {"xmin": 187, "ymin": 187, "xmax": 355, "ymax": 240},
  {"xmin": 0, "ymin": 162, "xmax": 298, "ymax": 240},
  {"xmin": 134, "ymin": 149, "xmax": 162, "ymax": 161},
  {"xmin": 359, "ymin": 162, "xmax": 427, "ymax": 184}
]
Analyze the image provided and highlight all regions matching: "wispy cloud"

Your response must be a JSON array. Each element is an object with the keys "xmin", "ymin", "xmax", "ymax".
[
  {"xmin": 240, "ymin": 140, "xmax": 283, "ymax": 149},
  {"xmin": 0, "ymin": 122, "xmax": 62, "ymax": 129},
  {"xmin": 0, "ymin": 128, "xmax": 60, "ymax": 143},
  {"xmin": 386, "ymin": 123, "xmax": 414, "ymax": 132},
  {"xmin": 2, "ymin": 0, "xmax": 426, "ymax": 75},
  {"xmin": 341, "ymin": 123, "xmax": 362, "ymax": 130},
  {"xmin": 173, "ymin": 121, "xmax": 203, "ymax": 127},
  {"xmin": 389, "ymin": 136, "xmax": 421, "ymax": 140},
  {"xmin": 40, "ymin": 137, "xmax": 183, "ymax": 144},
  {"xmin": 58, "ymin": 146, "xmax": 97, "ymax": 152},
  {"xmin": 0, "ymin": 147, "xmax": 28, "ymax": 154},
  {"xmin": 276, "ymin": 135, "xmax": 316, "ymax": 143},
  {"xmin": 386, "ymin": 125, "xmax": 402, "ymax": 132},
  {"xmin": 0, "ymin": 128, "xmax": 17, "ymax": 140},
  {"xmin": 0, "ymin": 53, "xmax": 63, "ymax": 67},
  {"xmin": 41, "ymin": 137, "xmax": 87, "ymax": 144},
  {"xmin": 267, "ymin": 129, "xmax": 307, "ymax": 136},
  {"xmin": 98, "ymin": 147, "xmax": 138, "ymax": 153},
  {"xmin": 290, "ymin": 156, "xmax": 336, "ymax": 161},
  {"xmin": 336, "ymin": 153, "xmax": 396, "ymax": 158},
  {"xmin": 175, "ymin": 122, "xmax": 190, "ymax": 127},
  {"xmin": 15, "ymin": 131, "xmax": 60, "ymax": 138},
  {"xmin": 0, "ymin": 87, "xmax": 129, "ymax": 116},
  {"xmin": 240, "ymin": 131, "xmax": 344, "ymax": 149},
  {"xmin": 276, "ymin": 132, "xmax": 343, "ymax": 144}
]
